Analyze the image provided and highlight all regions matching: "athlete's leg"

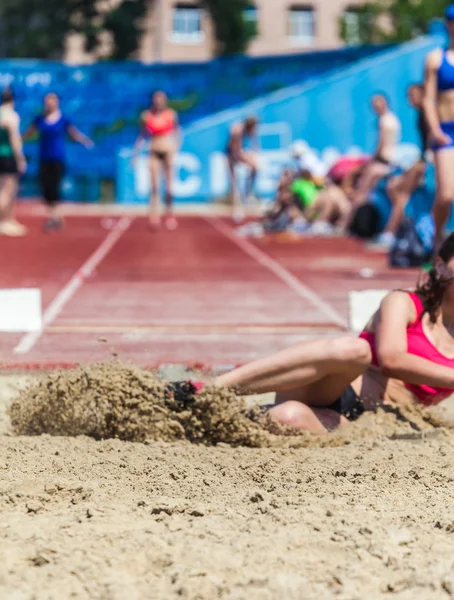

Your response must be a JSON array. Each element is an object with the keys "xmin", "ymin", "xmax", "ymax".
[
  {"xmin": 384, "ymin": 161, "xmax": 425, "ymax": 235},
  {"xmin": 0, "ymin": 174, "xmax": 16, "ymax": 221},
  {"xmin": 433, "ymin": 148, "xmax": 454, "ymax": 246},
  {"xmin": 353, "ymin": 161, "xmax": 390, "ymax": 206},
  {"xmin": 149, "ymin": 153, "xmax": 162, "ymax": 225},
  {"xmin": 228, "ymin": 154, "xmax": 243, "ymax": 222},
  {"xmin": 240, "ymin": 151, "xmax": 258, "ymax": 198},
  {"xmin": 162, "ymin": 152, "xmax": 178, "ymax": 230},
  {"xmin": 215, "ymin": 336, "xmax": 371, "ymax": 396}
]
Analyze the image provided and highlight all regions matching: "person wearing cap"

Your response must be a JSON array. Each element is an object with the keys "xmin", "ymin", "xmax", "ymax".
[{"xmin": 424, "ymin": 3, "xmax": 454, "ymax": 247}]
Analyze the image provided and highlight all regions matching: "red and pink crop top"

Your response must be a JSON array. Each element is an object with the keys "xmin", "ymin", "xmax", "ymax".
[
  {"xmin": 144, "ymin": 109, "xmax": 176, "ymax": 136},
  {"xmin": 360, "ymin": 292, "xmax": 454, "ymax": 406}
]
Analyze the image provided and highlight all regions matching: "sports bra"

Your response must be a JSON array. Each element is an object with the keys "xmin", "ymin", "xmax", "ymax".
[
  {"xmin": 144, "ymin": 109, "xmax": 176, "ymax": 136},
  {"xmin": 359, "ymin": 292, "xmax": 454, "ymax": 406},
  {"xmin": 437, "ymin": 49, "xmax": 454, "ymax": 92}
]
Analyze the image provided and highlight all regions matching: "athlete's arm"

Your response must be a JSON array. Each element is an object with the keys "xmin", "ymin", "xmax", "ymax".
[
  {"xmin": 375, "ymin": 291, "xmax": 454, "ymax": 388},
  {"xmin": 67, "ymin": 124, "xmax": 94, "ymax": 149},
  {"xmin": 22, "ymin": 122, "xmax": 37, "ymax": 141},
  {"xmin": 132, "ymin": 112, "xmax": 149, "ymax": 159},
  {"xmin": 6, "ymin": 114, "xmax": 26, "ymax": 173},
  {"xmin": 173, "ymin": 111, "xmax": 182, "ymax": 151},
  {"xmin": 423, "ymin": 50, "xmax": 451, "ymax": 146}
]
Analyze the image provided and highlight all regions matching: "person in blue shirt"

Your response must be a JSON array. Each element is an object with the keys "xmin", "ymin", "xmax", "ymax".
[{"xmin": 24, "ymin": 93, "xmax": 93, "ymax": 231}]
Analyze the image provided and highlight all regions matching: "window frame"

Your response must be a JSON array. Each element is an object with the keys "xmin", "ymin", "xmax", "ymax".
[
  {"xmin": 170, "ymin": 4, "xmax": 205, "ymax": 45},
  {"xmin": 287, "ymin": 5, "xmax": 316, "ymax": 47}
]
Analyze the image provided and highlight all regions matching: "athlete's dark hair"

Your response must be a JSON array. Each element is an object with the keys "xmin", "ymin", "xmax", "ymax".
[
  {"xmin": 1, "ymin": 88, "xmax": 14, "ymax": 104},
  {"xmin": 416, "ymin": 233, "xmax": 454, "ymax": 323}
]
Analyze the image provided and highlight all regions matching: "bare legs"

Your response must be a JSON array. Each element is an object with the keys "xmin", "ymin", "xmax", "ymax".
[
  {"xmin": 384, "ymin": 161, "xmax": 425, "ymax": 235},
  {"xmin": 0, "ymin": 174, "xmax": 26, "ymax": 237},
  {"xmin": 149, "ymin": 152, "xmax": 177, "ymax": 230},
  {"xmin": 215, "ymin": 337, "xmax": 372, "ymax": 432},
  {"xmin": 229, "ymin": 151, "xmax": 258, "ymax": 223},
  {"xmin": 433, "ymin": 149, "xmax": 454, "ymax": 248}
]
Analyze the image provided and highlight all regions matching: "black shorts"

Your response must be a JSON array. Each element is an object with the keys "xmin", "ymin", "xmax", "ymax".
[
  {"xmin": 328, "ymin": 385, "xmax": 365, "ymax": 422},
  {"xmin": 151, "ymin": 150, "xmax": 169, "ymax": 161},
  {"xmin": 0, "ymin": 156, "xmax": 17, "ymax": 175}
]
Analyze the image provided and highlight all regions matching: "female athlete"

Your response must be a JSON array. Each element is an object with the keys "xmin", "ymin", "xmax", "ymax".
[
  {"xmin": 133, "ymin": 91, "xmax": 180, "ymax": 230},
  {"xmin": 174, "ymin": 234, "xmax": 454, "ymax": 433}
]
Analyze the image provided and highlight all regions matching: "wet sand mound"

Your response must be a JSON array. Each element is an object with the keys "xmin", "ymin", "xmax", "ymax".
[{"xmin": 8, "ymin": 362, "xmax": 446, "ymax": 448}]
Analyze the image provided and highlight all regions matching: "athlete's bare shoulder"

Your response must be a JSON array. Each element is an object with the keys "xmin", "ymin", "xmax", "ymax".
[
  {"xmin": 426, "ymin": 48, "xmax": 443, "ymax": 70},
  {"xmin": 229, "ymin": 121, "xmax": 243, "ymax": 137}
]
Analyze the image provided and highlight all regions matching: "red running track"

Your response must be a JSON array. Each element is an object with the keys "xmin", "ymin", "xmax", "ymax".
[{"xmin": 0, "ymin": 212, "xmax": 418, "ymax": 369}]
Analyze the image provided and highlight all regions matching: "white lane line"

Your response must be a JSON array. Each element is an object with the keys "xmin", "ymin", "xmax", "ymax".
[
  {"xmin": 14, "ymin": 217, "xmax": 133, "ymax": 355},
  {"xmin": 207, "ymin": 217, "xmax": 347, "ymax": 329}
]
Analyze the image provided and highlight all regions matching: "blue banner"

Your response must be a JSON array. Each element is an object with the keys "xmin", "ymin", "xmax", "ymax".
[{"xmin": 117, "ymin": 34, "xmax": 444, "ymax": 205}]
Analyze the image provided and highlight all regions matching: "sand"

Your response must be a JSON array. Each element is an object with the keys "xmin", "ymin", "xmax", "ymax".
[{"xmin": 2, "ymin": 364, "xmax": 454, "ymax": 599}]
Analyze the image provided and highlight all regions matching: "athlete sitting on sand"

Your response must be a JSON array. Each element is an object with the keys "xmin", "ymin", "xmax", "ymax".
[{"xmin": 175, "ymin": 234, "xmax": 454, "ymax": 433}]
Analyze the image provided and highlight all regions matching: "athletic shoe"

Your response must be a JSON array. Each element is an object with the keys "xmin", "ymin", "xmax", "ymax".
[
  {"xmin": 43, "ymin": 217, "xmax": 64, "ymax": 233},
  {"xmin": 165, "ymin": 380, "xmax": 205, "ymax": 410},
  {"xmin": 307, "ymin": 221, "xmax": 334, "ymax": 236},
  {"xmin": 163, "ymin": 214, "xmax": 178, "ymax": 231},
  {"xmin": 148, "ymin": 215, "xmax": 162, "ymax": 230},
  {"xmin": 232, "ymin": 206, "xmax": 245, "ymax": 224},
  {"xmin": 367, "ymin": 231, "xmax": 395, "ymax": 251},
  {"xmin": 0, "ymin": 220, "xmax": 27, "ymax": 237}
]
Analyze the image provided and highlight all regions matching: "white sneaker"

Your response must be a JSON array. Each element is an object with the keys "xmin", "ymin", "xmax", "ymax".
[
  {"xmin": 308, "ymin": 221, "xmax": 334, "ymax": 236},
  {"xmin": 232, "ymin": 207, "xmax": 246, "ymax": 224},
  {"xmin": 0, "ymin": 220, "xmax": 28, "ymax": 237},
  {"xmin": 368, "ymin": 231, "xmax": 395, "ymax": 251}
]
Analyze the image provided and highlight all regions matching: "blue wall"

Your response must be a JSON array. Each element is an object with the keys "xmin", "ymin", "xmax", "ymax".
[
  {"xmin": 0, "ymin": 47, "xmax": 388, "ymax": 183},
  {"xmin": 118, "ymin": 34, "xmax": 444, "ymax": 205}
]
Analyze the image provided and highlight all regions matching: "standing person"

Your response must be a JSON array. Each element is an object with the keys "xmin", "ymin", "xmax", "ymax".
[
  {"xmin": 226, "ymin": 116, "xmax": 259, "ymax": 223},
  {"xmin": 133, "ymin": 91, "xmax": 180, "ymax": 230},
  {"xmin": 0, "ymin": 89, "xmax": 27, "ymax": 237},
  {"xmin": 353, "ymin": 94, "xmax": 401, "ymax": 207},
  {"xmin": 370, "ymin": 84, "xmax": 429, "ymax": 250},
  {"xmin": 424, "ymin": 4, "xmax": 454, "ymax": 249},
  {"xmin": 23, "ymin": 93, "xmax": 93, "ymax": 232}
]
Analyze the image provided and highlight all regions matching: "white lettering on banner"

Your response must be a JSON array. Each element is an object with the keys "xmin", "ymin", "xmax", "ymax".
[
  {"xmin": 210, "ymin": 153, "xmax": 229, "ymax": 196},
  {"xmin": 134, "ymin": 153, "xmax": 203, "ymax": 198},
  {"xmin": 173, "ymin": 154, "xmax": 201, "ymax": 197},
  {"xmin": 25, "ymin": 72, "xmax": 52, "ymax": 87},
  {"xmin": 257, "ymin": 151, "xmax": 288, "ymax": 195},
  {"xmin": 128, "ymin": 142, "xmax": 423, "ymax": 201},
  {"xmin": 0, "ymin": 74, "xmax": 14, "ymax": 87}
]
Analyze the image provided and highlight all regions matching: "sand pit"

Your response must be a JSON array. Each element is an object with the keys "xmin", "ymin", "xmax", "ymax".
[{"xmin": 2, "ymin": 364, "xmax": 454, "ymax": 599}]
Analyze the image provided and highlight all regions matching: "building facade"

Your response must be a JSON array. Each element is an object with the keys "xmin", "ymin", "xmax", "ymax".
[{"xmin": 66, "ymin": 0, "xmax": 365, "ymax": 64}]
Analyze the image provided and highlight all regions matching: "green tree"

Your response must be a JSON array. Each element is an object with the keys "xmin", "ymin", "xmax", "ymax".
[
  {"xmin": 0, "ymin": 0, "xmax": 253, "ymax": 60},
  {"xmin": 340, "ymin": 0, "xmax": 448, "ymax": 45},
  {"xmin": 203, "ymin": 0, "xmax": 255, "ymax": 55},
  {"xmin": 0, "ymin": 0, "xmax": 147, "ymax": 60}
]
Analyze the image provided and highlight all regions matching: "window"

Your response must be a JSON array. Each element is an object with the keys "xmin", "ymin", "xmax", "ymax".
[
  {"xmin": 343, "ymin": 10, "xmax": 361, "ymax": 46},
  {"xmin": 288, "ymin": 6, "xmax": 315, "ymax": 46},
  {"xmin": 171, "ymin": 4, "xmax": 204, "ymax": 44},
  {"xmin": 244, "ymin": 5, "xmax": 258, "ymax": 38}
]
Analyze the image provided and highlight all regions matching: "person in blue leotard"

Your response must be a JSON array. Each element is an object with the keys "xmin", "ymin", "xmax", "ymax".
[
  {"xmin": 424, "ymin": 4, "xmax": 454, "ymax": 248},
  {"xmin": 24, "ymin": 93, "xmax": 93, "ymax": 231}
]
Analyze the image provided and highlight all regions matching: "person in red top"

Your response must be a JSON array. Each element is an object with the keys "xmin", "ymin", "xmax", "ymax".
[
  {"xmin": 133, "ymin": 91, "xmax": 180, "ymax": 230},
  {"xmin": 188, "ymin": 234, "xmax": 454, "ymax": 433}
]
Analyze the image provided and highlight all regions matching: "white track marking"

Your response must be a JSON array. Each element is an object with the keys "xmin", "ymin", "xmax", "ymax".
[
  {"xmin": 207, "ymin": 217, "xmax": 347, "ymax": 329},
  {"xmin": 14, "ymin": 217, "xmax": 133, "ymax": 355}
]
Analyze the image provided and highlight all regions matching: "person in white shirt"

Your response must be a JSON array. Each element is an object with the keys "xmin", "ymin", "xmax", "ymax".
[{"xmin": 353, "ymin": 93, "xmax": 401, "ymax": 207}]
